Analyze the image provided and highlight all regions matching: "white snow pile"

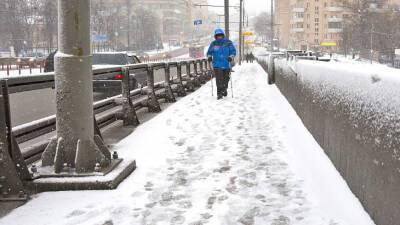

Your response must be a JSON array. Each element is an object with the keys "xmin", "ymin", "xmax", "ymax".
[
  {"xmin": 0, "ymin": 63, "xmax": 375, "ymax": 225},
  {"xmin": 291, "ymin": 59, "xmax": 400, "ymax": 154},
  {"xmin": 0, "ymin": 68, "xmax": 44, "ymax": 78}
]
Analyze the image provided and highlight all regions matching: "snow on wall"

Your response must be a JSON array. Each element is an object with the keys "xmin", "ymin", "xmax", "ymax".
[{"xmin": 273, "ymin": 58, "xmax": 400, "ymax": 225}]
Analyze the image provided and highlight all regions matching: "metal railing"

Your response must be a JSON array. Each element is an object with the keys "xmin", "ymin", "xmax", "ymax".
[{"xmin": 1, "ymin": 58, "xmax": 211, "ymax": 165}]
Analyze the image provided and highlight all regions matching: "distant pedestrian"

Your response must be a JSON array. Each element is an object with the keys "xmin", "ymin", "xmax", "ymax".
[
  {"xmin": 249, "ymin": 52, "xmax": 255, "ymax": 63},
  {"xmin": 207, "ymin": 28, "xmax": 237, "ymax": 100}
]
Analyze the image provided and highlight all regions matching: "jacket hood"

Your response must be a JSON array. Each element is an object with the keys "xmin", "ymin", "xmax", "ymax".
[{"xmin": 214, "ymin": 28, "xmax": 225, "ymax": 37}]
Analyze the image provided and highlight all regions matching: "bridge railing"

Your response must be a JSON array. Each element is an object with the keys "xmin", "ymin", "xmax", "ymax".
[
  {"xmin": 258, "ymin": 53, "xmax": 400, "ymax": 225},
  {"xmin": 0, "ymin": 57, "xmax": 211, "ymax": 171}
]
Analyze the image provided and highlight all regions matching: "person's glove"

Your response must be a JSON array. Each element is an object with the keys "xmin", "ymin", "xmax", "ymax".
[
  {"xmin": 228, "ymin": 56, "xmax": 234, "ymax": 62},
  {"xmin": 207, "ymin": 57, "xmax": 212, "ymax": 62}
]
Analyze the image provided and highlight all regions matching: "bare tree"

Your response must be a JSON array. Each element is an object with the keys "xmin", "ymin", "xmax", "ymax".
[
  {"xmin": 42, "ymin": 0, "xmax": 57, "ymax": 53},
  {"xmin": 341, "ymin": 0, "xmax": 400, "ymax": 63},
  {"xmin": 132, "ymin": 7, "xmax": 162, "ymax": 51},
  {"xmin": 253, "ymin": 12, "xmax": 271, "ymax": 43}
]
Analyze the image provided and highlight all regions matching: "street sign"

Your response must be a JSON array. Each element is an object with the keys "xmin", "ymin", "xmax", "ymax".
[
  {"xmin": 194, "ymin": 20, "xmax": 202, "ymax": 26},
  {"xmin": 92, "ymin": 34, "xmax": 108, "ymax": 43},
  {"xmin": 242, "ymin": 31, "xmax": 253, "ymax": 36},
  {"xmin": 395, "ymin": 49, "xmax": 400, "ymax": 55},
  {"xmin": 320, "ymin": 42, "xmax": 337, "ymax": 47}
]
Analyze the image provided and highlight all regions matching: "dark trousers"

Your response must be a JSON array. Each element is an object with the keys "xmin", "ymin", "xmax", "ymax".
[{"xmin": 214, "ymin": 69, "xmax": 230, "ymax": 96}]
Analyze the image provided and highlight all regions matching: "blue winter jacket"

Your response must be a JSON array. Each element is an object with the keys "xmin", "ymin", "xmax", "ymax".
[{"xmin": 207, "ymin": 28, "xmax": 237, "ymax": 69}]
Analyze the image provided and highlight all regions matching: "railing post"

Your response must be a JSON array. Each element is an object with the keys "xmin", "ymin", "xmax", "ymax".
[
  {"xmin": 146, "ymin": 65, "xmax": 161, "ymax": 112},
  {"xmin": 192, "ymin": 61, "xmax": 201, "ymax": 87},
  {"xmin": 121, "ymin": 67, "xmax": 139, "ymax": 126},
  {"xmin": 0, "ymin": 80, "xmax": 28, "ymax": 201},
  {"xmin": 199, "ymin": 60, "xmax": 207, "ymax": 84},
  {"xmin": 176, "ymin": 62, "xmax": 186, "ymax": 97},
  {"xmin": 184, "ymin": 61, "xmax": 195, "ymax": 92},
  {"xmin": 163, "ymin": 63, "xmax": 176, "ymax": 102},
  {"xmin": 268, "ymin": 55, "xmax": 276, "ymax": 85},
  {"xmin": 186, "ymin": 61, "xmax": 191, "ymax": 78}
]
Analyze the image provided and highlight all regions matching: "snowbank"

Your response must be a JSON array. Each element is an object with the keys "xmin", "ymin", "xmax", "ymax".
[{"xmin": 274, "ymin": 58, "xmax": 400, "ymax": 225}]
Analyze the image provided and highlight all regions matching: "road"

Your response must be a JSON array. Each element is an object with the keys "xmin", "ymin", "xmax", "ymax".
[
  {"xmin": 9, "ymin": 59, "xmax": 184, "ymax": 127},
  {"xmin": 8, "ymin": 45, "xmax": 199, "ymax": 126}
]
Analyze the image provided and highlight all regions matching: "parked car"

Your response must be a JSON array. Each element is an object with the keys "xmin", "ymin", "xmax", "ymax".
[
  {"xmin": 43, "ymin": 51, "xmax": 147, "ymax": 88},
  {"xmin": 43, "ymin": 51, "xmax": 57, "ymax": 72}
]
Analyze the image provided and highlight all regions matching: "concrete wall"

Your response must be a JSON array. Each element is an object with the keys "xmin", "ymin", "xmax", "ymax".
[{"xmin": 272, "ymin": 58, "xmax": 400, "ymax": 225}]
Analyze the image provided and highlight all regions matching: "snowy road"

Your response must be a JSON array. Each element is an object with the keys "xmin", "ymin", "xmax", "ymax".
[{"xmin": 0, "ymin": 63, "xmax": 374, "ymax": 225}]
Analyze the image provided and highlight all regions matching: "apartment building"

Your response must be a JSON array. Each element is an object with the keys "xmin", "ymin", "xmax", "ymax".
[
  {"xmin": 276, "ymin": 0, "xmax": 400, "ymax": 52},
  {"xmin": 276, "ymin": 0, "xmax": 350, "ymax": 52},
  {"xmin": 275, "ymin": 0, "xmax": 291, "ymax": 49},
  {"xmin": 133, "ymin": 0, "xmax": 190, "ymax": 44}
]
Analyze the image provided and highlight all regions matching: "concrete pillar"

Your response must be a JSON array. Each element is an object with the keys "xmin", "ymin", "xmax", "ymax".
[{"xmin": 42, "ymin": 0, "xmax": 109, "ymax": 173}]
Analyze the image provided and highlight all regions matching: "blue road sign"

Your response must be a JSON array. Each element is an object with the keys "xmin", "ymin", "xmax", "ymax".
[
  {"xmin": 194, "ymin": 20, "xmax": 202, "ymax": 26},
  {"xmin": 93, "ymin": 34, "xmax": 108, "ymax": 42}
]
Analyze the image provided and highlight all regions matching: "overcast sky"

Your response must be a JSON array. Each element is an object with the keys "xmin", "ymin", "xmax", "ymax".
[{"xmin": 207, "ymin": 0, "xmax": 270, "ymax": 17}]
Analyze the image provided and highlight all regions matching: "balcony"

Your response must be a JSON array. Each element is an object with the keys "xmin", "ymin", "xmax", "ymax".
[
  {"xmin": 328, "ymin": 28, "xmax": 343, "ymax": 33},
  {"xmin": 291, "ymin": 17, "xmax": 304, "ymax": 23},
  {"xmin": 292, "ymin": 7, "xmax": 305, "ymax": 12},
  {"xmin": 292, "ymin": 28, "xmax": 305, "ymax": 33},
  {"xmin": 327, "ymin": 6, "xmax": 344, "ymax": 12},
  {"xmin": 327, "ymin": 17, "xmax": 343, "ymax": 22}
]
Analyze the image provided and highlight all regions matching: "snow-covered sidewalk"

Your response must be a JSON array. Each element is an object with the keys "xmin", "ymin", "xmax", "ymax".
[{"xmin": 0, "ymin": 63, "xmax": 374, "ymax": 225}]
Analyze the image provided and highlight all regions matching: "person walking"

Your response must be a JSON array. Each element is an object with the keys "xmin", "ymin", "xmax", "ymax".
[
  {"xmin": 207, "ymin": 28, "xmax": 237, "ymax": 100},
  {"xmin": 249, "ymin": 52, "xmax": 255, "ymax": 63}
]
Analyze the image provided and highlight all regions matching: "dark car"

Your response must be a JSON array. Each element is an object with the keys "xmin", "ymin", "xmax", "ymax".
[
  {"xmin": 43, "ymin": 51, "xmax": 57, "ymax": 72},
  {"xmin": 43, "ymin": 51, "xmax": 147, "ymax": 88},
  {"xmin": 92, "ymin": 52, "xmax": 147, "ymax": 87}
]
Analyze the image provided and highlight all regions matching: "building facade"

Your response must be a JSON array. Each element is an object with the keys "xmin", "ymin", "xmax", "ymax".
[
  {"xmin": 276, "ymin": 0, "xmax": 400, "ymax": 52},
  {"xmin": 133, "ymin": 0, "xmax": 190, "ymax": 44},
  {"xmin": 276, "ymin": 0, "xmax": 350, "ymax": 52},
  {"xmin": 275, "ymin": 0, "xmax": 291, "ymax": 49}
]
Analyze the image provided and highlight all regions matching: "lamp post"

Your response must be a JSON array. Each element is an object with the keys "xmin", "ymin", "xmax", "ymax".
[
  {"xmin": 224, "ymin": 0, "xmax": 230, "ymax": 40},
  {"xmin": 239, "ymin": 0, "xmax": 243, "ymax": 65},
  {"xmin": 270, "ymin": 0, "xmax": 274, "ymax": 52}
]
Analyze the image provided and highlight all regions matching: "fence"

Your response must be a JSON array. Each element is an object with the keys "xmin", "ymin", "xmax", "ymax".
[
  {"xmin": 0, "ymin": 58, "xmax": 211, "ymax": 199},
  {"xmin": 0, "ymin": 57, "xmax": 45, "ymax": 76}
]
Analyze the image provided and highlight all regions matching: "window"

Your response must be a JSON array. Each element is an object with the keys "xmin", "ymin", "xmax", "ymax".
[
  {"xmin": 296, "ymin": 12, "xmax": 304, "ymax": 18},
  {"xmin": 328, "ymin": 22, "xmax": 342, "ymax": 29},
  {"xmin": 315, "ymin": 18, "xmax": 319, "ymax": 22}
]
